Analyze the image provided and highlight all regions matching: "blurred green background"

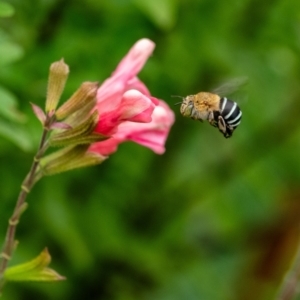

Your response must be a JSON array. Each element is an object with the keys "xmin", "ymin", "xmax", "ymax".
[{"xmin": 1, "ymin": 0, "xmax": 300, "ymax": 299}]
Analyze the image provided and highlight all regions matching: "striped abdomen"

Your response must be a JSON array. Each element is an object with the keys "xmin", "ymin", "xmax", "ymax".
[
  {"xmin": 219, "ymin": 97, "xmax": 242, "ymax": 128},
  {"xmin": 213, "ymin": 97, "xmax": 242, "ymax": 138}
]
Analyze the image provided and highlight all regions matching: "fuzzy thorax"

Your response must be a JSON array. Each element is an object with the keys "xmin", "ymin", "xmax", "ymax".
[{"xmin": 180, "ymin": 92, "xmax": 220, "ymax": 120}]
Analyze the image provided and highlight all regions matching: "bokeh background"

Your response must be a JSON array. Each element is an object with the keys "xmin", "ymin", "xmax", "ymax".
[{"xmin": 1, "ymin": 0, "xmax": 300, "ymax": 299}]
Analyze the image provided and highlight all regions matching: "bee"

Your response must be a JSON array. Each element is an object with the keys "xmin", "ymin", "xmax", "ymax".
[{"xmin": 175, "ymin": 79, "xmax": 245, "ymax": 138}]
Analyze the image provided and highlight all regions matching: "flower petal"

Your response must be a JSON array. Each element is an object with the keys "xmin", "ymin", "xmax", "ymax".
[
  {"xmin": 90, "ymin": 100, "xmax": 175, "ymax": 155},
  {"xmin": 89, "ymin": 138, "xmax": 119, "ymax": 156},
  {"xmin": 90, "ymin": 39, "xmax": 174, "ymax": 156},
  {"xmin": 95, "ymin": 39, "xmax": 156, "ymax": 124},
  {"xmin": 113, "ymin": 38, "xmax": 155, "ymax": 81},
  {"xmin": 117, "ymin": 102, "xmax": 174, "ymax": 153},
  {"xmin": 119, "ymin": 89, "xmax": 155, "ymax": 122},
  {"xmin": 94, "ymin": 90, "xmax": 155, "ymax": 135},
  {"xmin": 126, "ymin": 77, "xmax": 151, "ymax": 96},
  {"xmin": 96, "ymin": 77, "xmax": 125, "ymax": 112}
]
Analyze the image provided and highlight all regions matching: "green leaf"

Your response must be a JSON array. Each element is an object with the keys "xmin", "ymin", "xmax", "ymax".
[
  {"xmin": 132, "ymin": 0, "xmax": 178, "ymax": 31},
  {"xmin": 0, "ymin": 86, "xmax": 26, "ymax": 122},
  {"xmin": 0, "ymin": 119, "xmax": 33, "ymax": 151},
  {"xmin": 0, "ymin": 2, "xmax": 14, "ymax": 18},
  {"xmin": 4, "ymin": 248, "xmax": 66, "ymax": 282},
  {"xmin": 0, "ymin": 40, "xmax": 23, "ymax": 66}
]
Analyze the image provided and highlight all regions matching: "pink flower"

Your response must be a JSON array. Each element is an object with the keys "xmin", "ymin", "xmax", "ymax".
[{"xmin": 89, "ymin": 38, "xmax": 174, "ymax": 155}]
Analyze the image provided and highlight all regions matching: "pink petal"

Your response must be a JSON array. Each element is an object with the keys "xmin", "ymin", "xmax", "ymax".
[
  {"xmin": 126, "ymin": 77, "xmax": 151, "ymax": 96},
  {"xmin": 89, "ymin": 39, "xmax": 174, "ymax": 156},
  {"xmin": 95, "ymin": 77, "xmax": 125, "ymax": 112},
  {"xmin": 90, "ymin": 100, "xmax": 175, "ymax": 155},
  {"xmin": 117, "ymin": 102, "xmax": 175, "ymax": 136},
  {"xmin": 128, "ymin": 130, "xmax": 169, "ymax": 154},
  {"xmin": 94, "ymin": 90, "xmax": 155, "ymax": 135},
  {"xmin": 95, "ymin": 39, "xmax": 156, "ymax": 121},
  {"xmin": 117, "ymin": 102, "xmax": 174, "ymax": 152},
  {"xmin": 113, "ymin": 39, "xmax": 155, "ymax": 81},
  {"xmin": 128, "ymin": 105, "xmax": 154, "ymax": 123},
  {"xmin": 119, "ymin": 90, "xmax": 155, "ymax": 122},
  {"xmin": 93, "ymin": 110, "xmax": 122, "ymax": 136},
  {"xmin": 89, "ymin": 138, "xmax": 119, "ymax": 156}
]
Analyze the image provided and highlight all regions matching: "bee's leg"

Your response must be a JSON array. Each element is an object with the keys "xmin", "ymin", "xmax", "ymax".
[
  {"xmin": 225, "ymin": 124, "xmax": 234, "ymax": 138},
  {"xmin": 208, "ymin": 112, "xmax": 217, "ymax": 127},
  {"xmin": 218, "ymin": 116, "xmax": 234, "ymax": 138},
  {"xmin": 217, "ymin": 116, "xmax": 227, "ymax": 135}
]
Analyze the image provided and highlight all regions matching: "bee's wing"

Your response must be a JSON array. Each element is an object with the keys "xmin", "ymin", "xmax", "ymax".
[{"xmin": 212, "ymin": 77, "xmax": 248, "ymax": 97}]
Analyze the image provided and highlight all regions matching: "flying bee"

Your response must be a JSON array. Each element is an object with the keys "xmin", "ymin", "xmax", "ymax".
[{"xmin": 175, "ymin": 78, "xmax": 245, "ymax": 138}]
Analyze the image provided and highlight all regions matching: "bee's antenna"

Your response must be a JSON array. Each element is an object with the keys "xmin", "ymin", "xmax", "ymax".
[
  {"xmin": 171, "ymin": 95, "xmax": 184, "ymax": 105},
  {"xmin": 171, "ymin": 95, "xmax": 184, "ymax": 99}
]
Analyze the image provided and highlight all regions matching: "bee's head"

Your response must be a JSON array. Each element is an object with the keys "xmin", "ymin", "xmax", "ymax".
[
  {"xmin": 180, "ymin": 96, "xmax": 195, "ymax": 117},
  {"xmin": 172, "ymin": 95, "xmax": 194, "ymax": 117}
]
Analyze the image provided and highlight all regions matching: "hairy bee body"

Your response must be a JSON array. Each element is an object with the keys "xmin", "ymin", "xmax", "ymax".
[{"xmin": 180, "ymin": 92, "xmax": 242, "ymax": 138}]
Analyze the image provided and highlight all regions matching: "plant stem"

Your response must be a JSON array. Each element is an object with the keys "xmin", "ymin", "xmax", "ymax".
[
  {"xmin": 0, "ymin": 127, "xmax": 49, "ymax": 291},
  {"xmin": 276, "ymin": 240, "xmax": 300, "ymax": 300}
]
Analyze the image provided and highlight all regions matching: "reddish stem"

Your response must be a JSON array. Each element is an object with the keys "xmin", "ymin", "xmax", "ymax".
[{"xmin": 0, "ymin": 120, "xmax": 51, "ymax": 291}]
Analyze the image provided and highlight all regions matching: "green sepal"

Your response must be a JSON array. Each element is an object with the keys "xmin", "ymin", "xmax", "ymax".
[
  {"xmin": 49, "ymin": 111, "xmax": 107, "ymax": 147},
  {"xmin": 55, "ymin": 82, "xmax": 98, "ymax": 120},
  {"xmin": 4, "ymin": 248, "xmax": 65, "ymax": 282},
  {"xmin": 38, "ymin": 145, "xmax": 106, "ymax": 176},
  {"xmin": 62, "ymin": 133, "xmax": 108, "ymax": 146},
  {"xmin": 30, "ymin": 102, "xmax": 46, "ymax": 125},
  {"xmin": 65, "ymin": 94, "xmax": 97, "ymax": 126}
]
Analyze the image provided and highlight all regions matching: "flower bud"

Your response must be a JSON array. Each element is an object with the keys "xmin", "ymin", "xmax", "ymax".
[
  {"xmin": 55, "ymin": 82, "xmax": 99, "ymax": 120},
  {"xmin": 45, "ymin": 59, "xmax": 69, "ymax": 113}
]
